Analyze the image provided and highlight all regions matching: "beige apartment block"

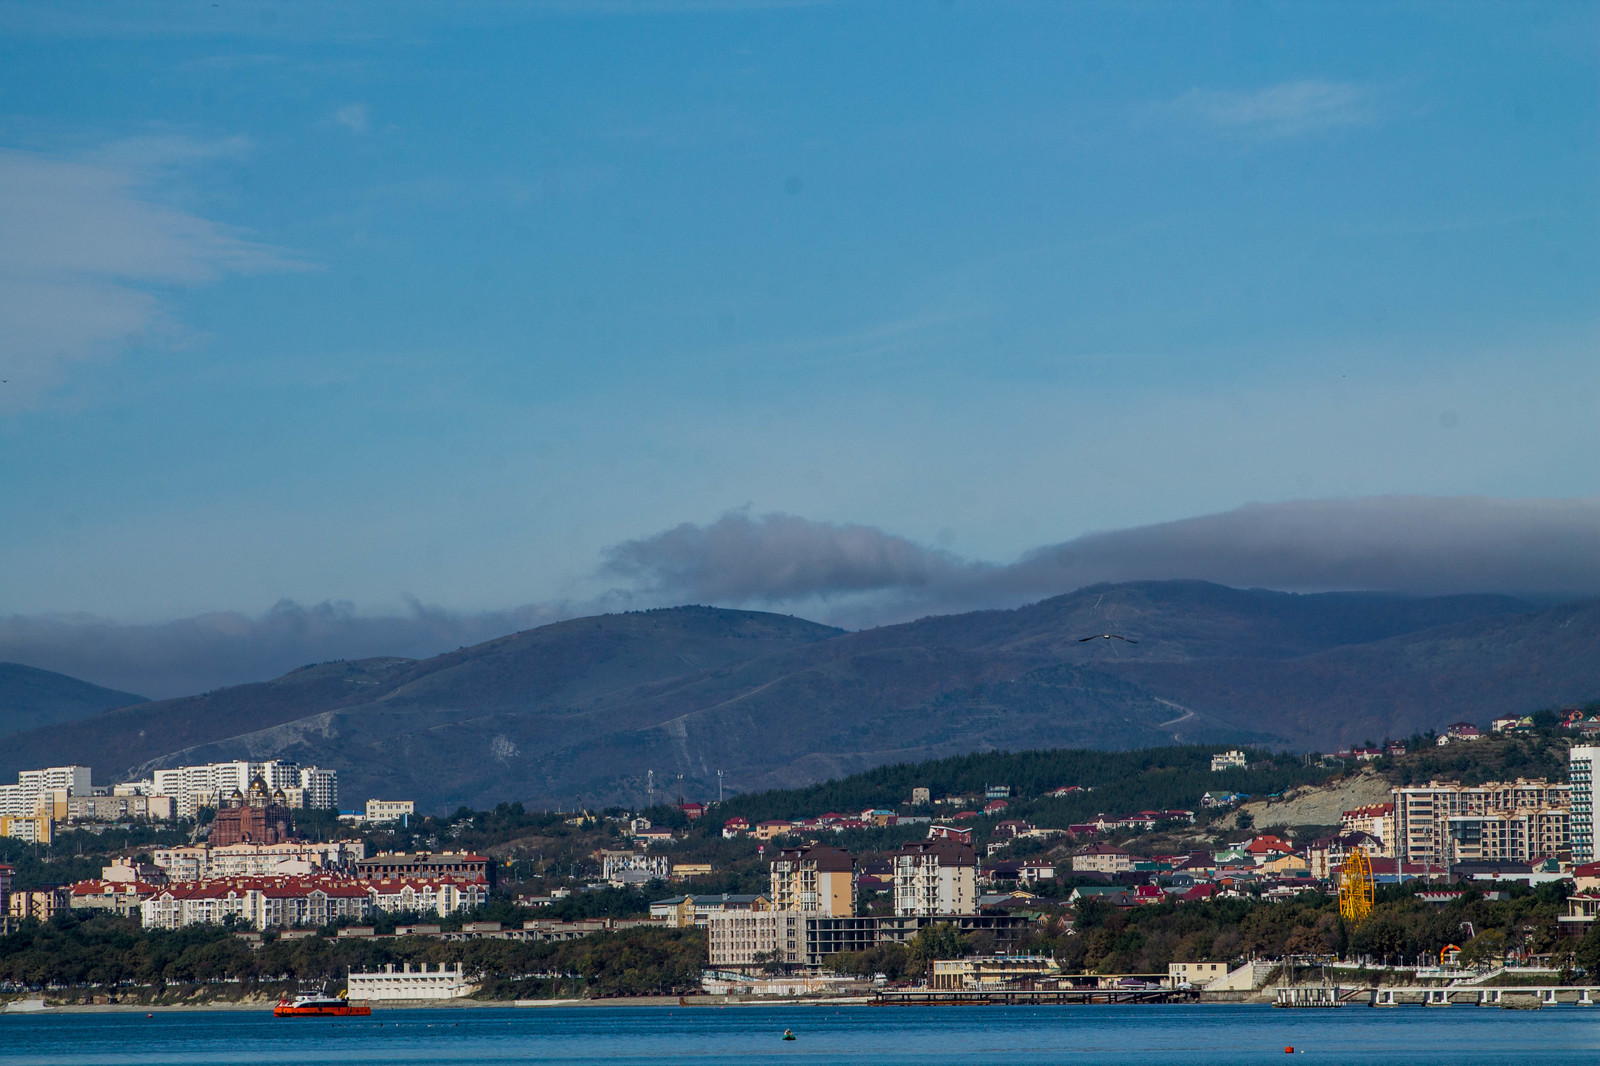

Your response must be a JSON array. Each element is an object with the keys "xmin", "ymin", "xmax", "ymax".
[
  {"xmin": 707, "ymin": 909, "xmax": 804, "ymax": 967},
  {"xmin": 770, "ymin": 843, "xmax": 855, "ymax": 917},
  {"xmin": 1393, "ymin": 779, "xmax": 1571, "ymax": 865}
]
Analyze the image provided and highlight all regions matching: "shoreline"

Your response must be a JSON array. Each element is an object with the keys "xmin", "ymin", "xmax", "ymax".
[{"xmin": 5, "ymin": 994, "xmax": 1277, "ymax": 1014}]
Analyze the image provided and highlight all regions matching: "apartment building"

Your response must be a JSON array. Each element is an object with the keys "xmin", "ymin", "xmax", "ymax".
[
  {"xmin": 705, "ymin": 910, "xmax": 882, "ymax": 969},
  {"xmin": 770, "ymin": 843, "xmax": 855, "ymax": 917},
  {"xmin": 153, "ymin": 761, "xmax": 264, "ymax": 817},
  {"xmin": 1305, "ymin": 831, "xmax": 1384, "ymax": 880},
  {"xmin": 298, "ymin": 766, "xmax": 338, "ymax": 811},
  {"xmin": 152, "ymin": 841, "xmax": 366, "ymax": 881},
  {"xmin": 140, "ymin": 873, "xmax": 486, "ymax": 930},
  {"xmin": 0, "ymin": 766, "xmax": 92, "ymax": 817},
  {"xmin": 66, "ymin": 794, "xmax": 175, "ymax": 823},
  {"xmin": 151, "ymin": 761, "xmax": 338, "ymax": 818},
  {"xmin": 9, "ymin": 886, "xmax": 70, "ymax": 921},
  {"xmin": 1210, "ymin": 750, "xmax": 1248, "ymax": 772},
  {"xmin": 1393, "ymin": 779, "xmax": 1571, "ymax": 865},
  {"xmin": 1339, "ymin": 804, "xmax": 1395, "ymax": 856},
  {"xmin": 1571, "ymin": 747, "xmax": 1600, "ymax": 863},
  {"xmin": 707, "ymin": 909, "xmax": 804, "ymax": 967},
  {"xmin": 354, "ymin": 851, "xmax": 490, "ymax": 883},
  {"xmin": 1447, "ymin": 809, "xmax": 1570, "ymax": 864},
  {"xmin": 0, "ymin": 813, "xmax": 53, "ymax": 844},
  {"xmin": 892, "ymin": 838, "xmax": 978, "ymax": 917}
]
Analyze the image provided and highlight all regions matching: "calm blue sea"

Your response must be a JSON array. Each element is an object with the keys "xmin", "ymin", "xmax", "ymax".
[{"xmin": 1, "ymin": 1004, "xmax": 1595, "ymax": 1065}]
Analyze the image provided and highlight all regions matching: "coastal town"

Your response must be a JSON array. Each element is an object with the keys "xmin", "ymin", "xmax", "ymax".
[
  {"xmin": 4, "ymin": 710, "xmax": 1600, "ymax": 1006},
  {"xmin": 4, "ymin": 8, "xmax": 1590, "ymax": 1063}
]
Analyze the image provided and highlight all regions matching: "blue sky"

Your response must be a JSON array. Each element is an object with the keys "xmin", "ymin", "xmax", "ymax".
[{"xmin": 1, "ymin": 1, "xmax": 1597, "ymax": 650}]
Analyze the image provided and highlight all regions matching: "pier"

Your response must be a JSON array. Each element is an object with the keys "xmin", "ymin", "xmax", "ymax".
[
  {"xmin": 1274, "ymin": 985, "xmax": 1600, "ymax": 1008},
  {"xmin": 1273, "ymin": 986, "xmax": 1349, "ymax": 1008}
]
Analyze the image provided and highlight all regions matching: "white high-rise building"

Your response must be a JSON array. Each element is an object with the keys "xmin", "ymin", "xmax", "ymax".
[
  {"xmin": 1570, "ymin": 747, "xmax": 1600, "ymax": 864},
  {"xmin": 892, "ymin": 838, "xmax": 978, "ymax": 916},
  {"xmin": 150, "ymin": 760, "xmax": 338, "ymax": 817},
  {"xmin": 0, "ymin": 766, "xmax": 92, "ymax": 817},
  {"xmin": 298, "ymin": 766, "xmax": 338, "ymax": 810}
]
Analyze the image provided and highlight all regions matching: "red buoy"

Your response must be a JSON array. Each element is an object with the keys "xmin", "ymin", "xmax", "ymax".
[{"xmin": 1285, "ymin": 1048, "xmax": 1293, "ymax": 1055}]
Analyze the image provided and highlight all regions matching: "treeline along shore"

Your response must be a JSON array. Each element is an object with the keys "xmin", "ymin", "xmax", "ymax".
[
  {"xmin": 0, "ymin": 915, "xmax": 708, "ymax": 1005},
  {"xmin": 5, "ymin": 876, "xmax": 1599, "ymax": 1006}
]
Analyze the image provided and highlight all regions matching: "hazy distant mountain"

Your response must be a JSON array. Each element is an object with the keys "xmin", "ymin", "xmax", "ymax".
[
  {"xmin": 0, "ymin": 662, "xmax": 146, "ymax": 737},
  {"xmin": 2, "ymin": 584, "xmax": 1595, "ymax": 813}
]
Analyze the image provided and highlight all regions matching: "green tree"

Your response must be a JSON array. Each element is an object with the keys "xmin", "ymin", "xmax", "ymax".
[{"xmin": 907, "ymin": 922, "xmax": 967, "ymax": 975}]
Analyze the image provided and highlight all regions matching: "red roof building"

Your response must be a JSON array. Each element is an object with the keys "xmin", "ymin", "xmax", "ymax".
[
  {"xmin": 927, "ymin": 824, "xmax": 973, "ymax": 844},
  {"xmin": 1245, "ymin": 835, "xmax": 1295, "ymax": 856}
]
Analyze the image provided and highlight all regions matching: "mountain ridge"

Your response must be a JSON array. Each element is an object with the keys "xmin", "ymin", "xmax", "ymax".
[
  {"xmin": 1, "ymin": 583, "xmax": 1594, "ymax": 812},
  {"xmin": 0, "ymin": 662, "xmax": 147, "ymax": 737}
]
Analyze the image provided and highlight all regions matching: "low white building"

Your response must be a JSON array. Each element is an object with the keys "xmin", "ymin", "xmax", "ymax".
[
  {"xmin": 601, "ymin": 850, "xmax": 670, "ymax": 885},
  {"xmin": 365, "ymin": 799, "xmax": 415, "ymax": 824},
  {"xmin": 1210, "ymin": 750, "xmax": 1248, "ymax": 772},
  {"xmin": 1167, "ymin": 960, "xmax": 1274, "ymax": 991},
  {"xmin": 700, "ymin": 969, "xmax": 859, "ymax": 996},
  {"xmin": 347, "ymin": 962, "xmax": 476, "ymax": 1001}
]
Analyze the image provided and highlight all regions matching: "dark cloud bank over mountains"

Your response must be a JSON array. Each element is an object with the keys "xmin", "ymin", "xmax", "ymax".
[
  {"xmin": 605, "ymin": 495, "xmax": 1600, "ymax": 622},
  {"xmin": 5, "ymin": 494, "xmax": 1599, "ymax": 699}
]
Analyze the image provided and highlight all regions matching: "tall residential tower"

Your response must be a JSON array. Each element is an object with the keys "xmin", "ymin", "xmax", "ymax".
[{"xmin": 1570, "ymin": 747, "xmax": 1600, "ymax": 863}]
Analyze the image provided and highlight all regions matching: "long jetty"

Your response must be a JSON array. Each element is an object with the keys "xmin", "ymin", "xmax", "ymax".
[{"xmin": 1275, "ymin": 985, "xmax": 1600, "ymax": 1008}]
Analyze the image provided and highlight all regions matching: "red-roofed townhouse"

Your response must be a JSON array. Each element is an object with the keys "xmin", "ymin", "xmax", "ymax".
[
  {"xmin": 1133, "ymin": 884, "xmax": 1165, "ymax": 905},
  {"xmin": 70, "ymin": 879, "xmax": 160, "ymax": 918}
]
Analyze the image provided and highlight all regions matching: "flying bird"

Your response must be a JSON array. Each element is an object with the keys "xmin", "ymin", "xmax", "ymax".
[{"xmin": 1078, "ymin": 634, "xmax": 1137, "ymax": 643}]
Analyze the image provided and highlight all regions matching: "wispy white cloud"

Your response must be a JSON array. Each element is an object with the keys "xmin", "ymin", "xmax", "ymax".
[
  {"xmin": 1176, "ymin": 80, "xmax": 1376, "ymax": 138},
  {"xmin": 0, "ymin": 136, "xmax": 308, "ymax": 398},
  {"xmin": 332, "ymin": 103, "xmax": 370, "ymax": 135}
]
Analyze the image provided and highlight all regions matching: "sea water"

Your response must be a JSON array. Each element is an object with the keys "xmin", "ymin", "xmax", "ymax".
[{"xmin": 2, "ymin": 1004, "xmax": 1596, "ymax": 1065}]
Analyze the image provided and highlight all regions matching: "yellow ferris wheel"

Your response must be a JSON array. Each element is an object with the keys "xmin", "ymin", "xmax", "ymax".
[{"xmin": 1338, "ymin": 846, "xmax": 1375, "ymax": 925}]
